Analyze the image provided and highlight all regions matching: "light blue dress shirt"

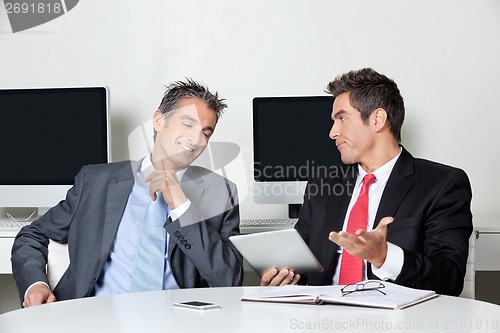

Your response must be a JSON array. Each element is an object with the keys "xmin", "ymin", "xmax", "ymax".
[{"xmin": 94, "ymin": 158, "xmax": 187, "ymax": 296}]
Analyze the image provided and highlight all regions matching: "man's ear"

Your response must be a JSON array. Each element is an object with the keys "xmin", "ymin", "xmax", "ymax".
[
  {"xmin": 372, "ymin": 108, "xmax": 388, "ymax": 132},
  {"xmin": 153, "ymin": 109, "xmax": 163, "ymax": 132}
]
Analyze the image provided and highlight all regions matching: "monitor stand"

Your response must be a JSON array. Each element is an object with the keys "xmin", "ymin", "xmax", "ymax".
[
  {"xmin": 288, "ymin": 204, "xmax": 302, "ymax": 219},
  {"xmin": 0, "ymin": 207, "xmax": 49, "ymax": 223}
]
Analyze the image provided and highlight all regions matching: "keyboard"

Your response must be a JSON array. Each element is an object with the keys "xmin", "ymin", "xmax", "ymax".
[
  {"xmin": 240, "ymin": 218, "xmax": 297, "ymax": 234},
  {"xmin": 0, "ymin": 220, "xmax": 31, "ymax": 236},
  {"xmin": 0, "ymin": 218, "xmax": 298, "ymax": 235}
]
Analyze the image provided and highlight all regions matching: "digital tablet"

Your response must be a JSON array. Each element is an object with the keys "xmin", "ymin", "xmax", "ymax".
[{"xmin": 229, "ymin": 229, "xmax": 324, "ymax": 275}]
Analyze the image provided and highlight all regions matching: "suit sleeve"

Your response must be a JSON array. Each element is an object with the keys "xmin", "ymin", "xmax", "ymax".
[
  {"xmin": 294, "ymin": 176, "xmax": 341, "ymax": 286},
  {"xmin": 10, "ymin": 166, "xmax": 85, "ymax": 301},
  {"xmin": 392, "ymin": 168, "xmax": 473, "ymax": 296},
  {"xmin": 166, "ymin": 179, "xmax": 243, "ymax": 287}
]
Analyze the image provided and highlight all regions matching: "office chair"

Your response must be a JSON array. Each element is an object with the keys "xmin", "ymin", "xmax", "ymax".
[
  {"xmin": 459, "ymin": 232, "xmax": 477, "ymax": 299},
  {"xmin": 47, "ymin": 240, "xmax": 69, "ymax": 290}
]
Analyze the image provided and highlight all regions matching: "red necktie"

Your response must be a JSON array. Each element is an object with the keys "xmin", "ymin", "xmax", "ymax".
[{"xmin": 338, "ymin": 173, "xmax": 377, "ymax": 285}]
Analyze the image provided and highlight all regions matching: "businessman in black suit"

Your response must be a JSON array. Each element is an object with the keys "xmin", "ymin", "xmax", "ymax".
[
  {"xmin": 261, "ymin": 68, "xmax": 472, "ymax": 296},
  {"xmin": 12, "ymin": 79, "xmax": 243, "ymax": 307}
]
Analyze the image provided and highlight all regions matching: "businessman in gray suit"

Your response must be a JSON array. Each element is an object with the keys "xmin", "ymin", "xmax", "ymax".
[{"xmin": 12, "ymin": 79, "xmax": 243, "ymax": 307}]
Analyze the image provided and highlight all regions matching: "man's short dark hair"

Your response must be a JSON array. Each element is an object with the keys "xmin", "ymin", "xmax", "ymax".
[{"xmin": 326, "ymin": 68, "xmax": 405, "ymax": 142}]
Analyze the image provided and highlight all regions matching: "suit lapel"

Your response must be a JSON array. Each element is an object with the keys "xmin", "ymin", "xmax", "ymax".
[
  {"xmin": 374, "ymin": 148, "xmax": 415, "ymax": 228},
  {"xmin": 180, "ymin": 167, "xmax": 205, "ymax": 206},
  {"xmin": 99, "ymin": 161, "xmax": 138, "ymax": 265},
  {"xmin": 327, "ymin": 165, "xmax": 358, "ymax": 231}
]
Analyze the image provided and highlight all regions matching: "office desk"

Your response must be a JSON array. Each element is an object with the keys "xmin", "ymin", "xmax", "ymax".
[
  {"xmin": 1, "ymin": 287, "xmax": 499, "ymax": 333},
  {"xmin": 0, "ymin": 229, "xmax": 17, "ymax": 274}
]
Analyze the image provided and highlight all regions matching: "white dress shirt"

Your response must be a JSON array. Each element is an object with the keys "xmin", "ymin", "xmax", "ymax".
[{"xmin": 332, "ymin": 150, "xmax": 404, "ymax": 284}]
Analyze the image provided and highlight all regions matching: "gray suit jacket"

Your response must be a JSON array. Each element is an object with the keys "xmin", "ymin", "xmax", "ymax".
[{"xmin": 11, "ymin": 160, "xmax": 243, "ymax": 302}]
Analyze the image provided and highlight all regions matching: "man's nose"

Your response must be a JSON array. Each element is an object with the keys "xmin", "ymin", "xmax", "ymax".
[
  {"xmin": 187, "ymin": 128, "xmax": 203, "ymax": 146},
  {"xmin": 329, "ymin": 122, "xmax": 338, "ymax": 140}
]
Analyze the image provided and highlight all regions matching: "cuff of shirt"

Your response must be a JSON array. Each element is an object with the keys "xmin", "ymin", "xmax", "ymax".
[
  {"xmin": 169, "ymin": 199, "xmax": 191, "ymax": 221},
  {"xmin": 371, "ymin": 242, "xmax": 403, "ymax": 281},
  {"xmin": 24, "ymin": 281, "xmax": 50, "ymax": 300}
]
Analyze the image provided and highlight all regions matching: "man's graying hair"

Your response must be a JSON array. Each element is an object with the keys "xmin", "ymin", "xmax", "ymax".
[
  {"xmin": 158, "ymin": 78, "xmax": 227, "ymax": 119},
  {"xmin": 154, "ymin": 78, "xmax": 227, "ymax": 140}
]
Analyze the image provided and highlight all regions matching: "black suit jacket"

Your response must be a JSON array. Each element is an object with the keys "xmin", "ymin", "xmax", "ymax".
[
  {"xmin": 295, "ymin": 147, "xmax": 473, "ymax": 296},
  {"xmin": 12, "ymin": 160, "xmax": 243, "ymax": 302}
]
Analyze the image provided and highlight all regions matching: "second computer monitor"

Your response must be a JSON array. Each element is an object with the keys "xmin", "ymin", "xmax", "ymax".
[{"xmin": 252, "ymin": 96, "xmax": 342, "ymax": 209}]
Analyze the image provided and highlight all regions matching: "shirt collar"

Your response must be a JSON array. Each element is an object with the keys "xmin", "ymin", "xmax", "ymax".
[
  {"xmin": 140, "ymin": 156, "xmax": 187, "ymax": 181},
  {"xmin": 357, "ymin": 147, "xmax": 402, "ymax": 186}
]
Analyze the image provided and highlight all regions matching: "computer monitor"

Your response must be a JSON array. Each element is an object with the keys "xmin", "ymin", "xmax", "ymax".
[
  {"xmin": 252, "ymin": 96, "xmax": 342, "ymax": 217},
  {"xmin": 0, "ymin": 87, "xmax": 109, "ymax": 212}
]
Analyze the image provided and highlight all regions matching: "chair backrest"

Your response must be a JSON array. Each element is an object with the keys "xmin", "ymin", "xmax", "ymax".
[
  {"xmin": 47, "ymin": 240, "xmax": 70, "ymax": 290},
  {"xmin": 459, "ymin": 232, "xmax": 476, "ymax": 299}
]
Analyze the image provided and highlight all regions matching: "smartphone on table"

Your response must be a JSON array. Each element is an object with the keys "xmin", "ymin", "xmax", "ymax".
[{"xmin": 173, "ymin": 300, "xmax": 220, "ymax": 311}]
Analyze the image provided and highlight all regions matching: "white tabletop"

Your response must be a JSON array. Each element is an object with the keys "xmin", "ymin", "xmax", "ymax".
[{"xmin": 1, "ymin": 286, "xmax": 499, "ymax": 333}]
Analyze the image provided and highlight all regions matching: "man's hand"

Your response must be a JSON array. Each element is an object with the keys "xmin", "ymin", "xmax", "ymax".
[
  {"xmin": 146, "ymin": 168, "xmax": 187, "ymax": 209},
  {"xmin": 328, "ymin": 217, "xmax": 394, "ymax": 268},
  {"xmin": 260, "ymin": 267, "xmax": 301, "ymax": 286},
  {"xmin": 23, "ymin": 283, "xmax": 56, "ymax": 307}
]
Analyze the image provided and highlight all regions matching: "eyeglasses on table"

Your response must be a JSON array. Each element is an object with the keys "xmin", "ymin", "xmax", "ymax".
[{"xmin": 340, "ymin": 281, "xmax": 386, "ymax": 297}]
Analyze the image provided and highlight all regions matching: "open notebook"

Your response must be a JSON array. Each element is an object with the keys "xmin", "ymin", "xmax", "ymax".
[{"xmin": 242, "ymin": 280, "xmax": 438, "ymax": 310}]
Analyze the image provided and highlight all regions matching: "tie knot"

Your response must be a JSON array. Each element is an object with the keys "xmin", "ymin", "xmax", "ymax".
[
  {"xmin": 144, "ymin": 192, "xmax": 168, "ymax": 226},
  {"xmin": 362, "ymin": 173, "xmax": 376, "ymax": 188}
]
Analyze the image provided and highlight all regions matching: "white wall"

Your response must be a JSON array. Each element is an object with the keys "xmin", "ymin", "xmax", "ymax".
[{"xmin": 1, "ymin": 0, "xmax": 499, "ymax": 221}]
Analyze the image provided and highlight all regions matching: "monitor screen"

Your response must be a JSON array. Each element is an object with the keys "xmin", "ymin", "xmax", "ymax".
[
  {"xmin": 252, "ymin": 96, "xmax": 342, "ymax": 207},
  {"xmin": 0, "ymin": 87, "xmax": 109, "ymax": 208},
  {"xmin": 253, "ymin": 96, "xmax": 341, "ymax": 181}
]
